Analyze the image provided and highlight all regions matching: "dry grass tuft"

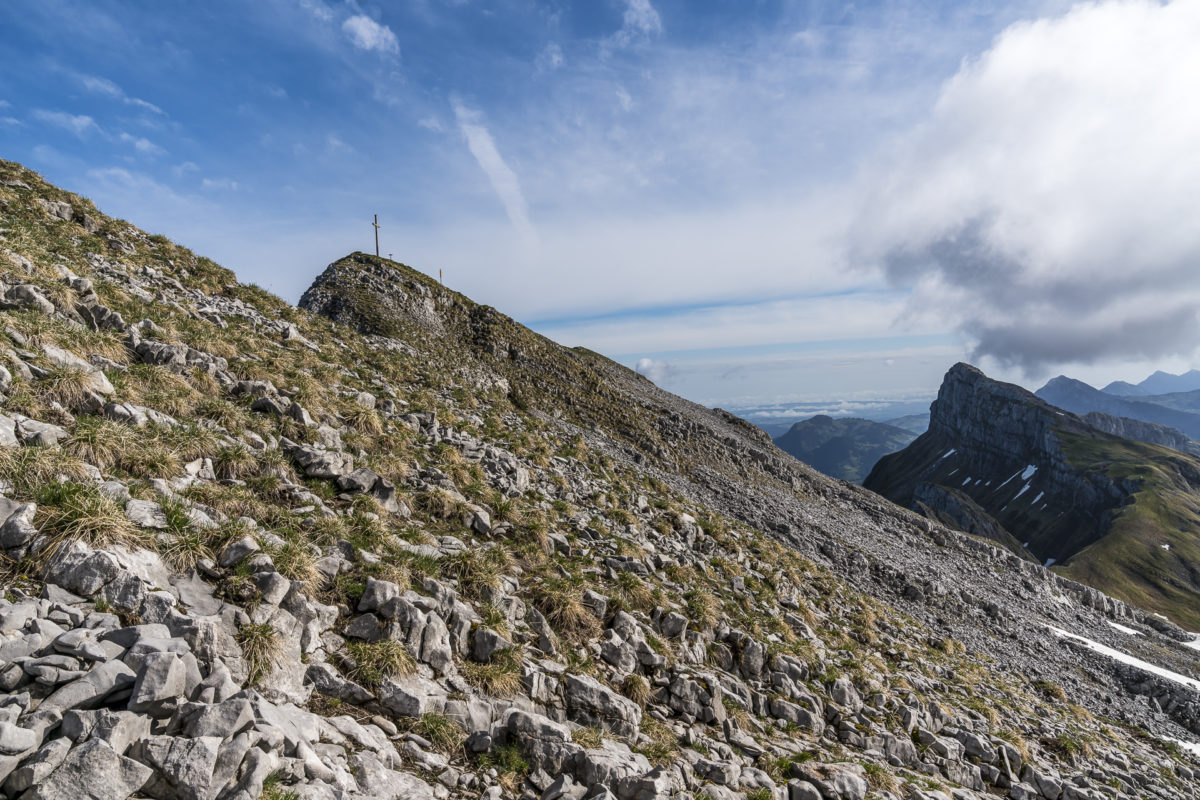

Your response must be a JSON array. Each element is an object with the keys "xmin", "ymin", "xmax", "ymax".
[{"xmin": 238, "ymin": 623, "xmax": 285, "ymax": 685}]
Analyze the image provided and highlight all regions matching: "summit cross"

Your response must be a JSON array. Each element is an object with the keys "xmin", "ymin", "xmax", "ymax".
[{"xmin": 372, "ymin": 214, "xmax": 381, "ymax": 257}]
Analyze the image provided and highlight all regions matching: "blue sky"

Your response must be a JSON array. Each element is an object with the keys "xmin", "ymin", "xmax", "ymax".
[{"xmin": 4, "ymin": 0, "xmax": 1200, "ymax": 419}]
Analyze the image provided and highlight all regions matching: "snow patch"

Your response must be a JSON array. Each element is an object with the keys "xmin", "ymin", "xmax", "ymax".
[
  {"xmin": 1032, "ymin": 491, "xmax": 1044, "ymax": 504},
  {"xmin": 1015, "ymin": 483, "xmax": 1031, "ymax": 499},
  {"xmin": 962, "ymin": 476, "xmax": 972, "ymax": 486},
  {"xmin": 1021, "ymin": 465, "xmax": 1037, "ymax": 480},
  {"xmin": 1043, "ymin": 557, "xmax": 1056, "ymax": 567},
  {"xmin": 1164, "ymin": 737, "xmax": 1200, "ymax": 757},
  {"xmin": 1106, "ymin": 621, "xmax": 1141, "ymax": 636},
  {"xmin": 1162, "ymin": 543, "xmax": 1171, "ymax": 551},
  {"xmin": 1048, "ymin": 626, "xmax": 1200, "ymax": 692},
  {"xmin": 998, "ymin": 470, "xmax": 1022, "ymax": 489},
  {"xmin": 938, "ymin": 448, "xmax": 957, "ymax": 460}
]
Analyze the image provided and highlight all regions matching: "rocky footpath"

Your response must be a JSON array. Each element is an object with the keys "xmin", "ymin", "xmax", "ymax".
[{"xmin": 1, "ymin": 159, "xmax": 1200, "ymax": 800}]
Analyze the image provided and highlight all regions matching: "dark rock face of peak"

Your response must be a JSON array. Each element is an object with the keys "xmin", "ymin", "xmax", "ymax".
[
  {"xmin": 928, "ymin": 363, "xmax": 1090, "ymax": 453},
  {"xmin": 867, "ymin": 363, "xmax": 1127, "ymax": 564}
]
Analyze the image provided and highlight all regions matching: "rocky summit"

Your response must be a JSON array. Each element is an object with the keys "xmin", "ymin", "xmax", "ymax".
[
  {"xmin": 3, "ymin": 159, "xmax": 1200, "ymax": 800},
  {"xmin": 866, "ymin": 362, "xmax": 1200, "ymax": 630}
]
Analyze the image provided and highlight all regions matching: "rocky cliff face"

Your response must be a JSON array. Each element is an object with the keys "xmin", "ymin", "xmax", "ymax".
[
  {"xmin": 3, "ymin": 161, "xmax": 1200, "ymax": 800},
  {"xmin": 866, "ymin": 363, "xmax": 1130, "ymax": 562},
  {"xmin": 1082, "ymin": 410, "xmax": 1200, "ymax": 456}
]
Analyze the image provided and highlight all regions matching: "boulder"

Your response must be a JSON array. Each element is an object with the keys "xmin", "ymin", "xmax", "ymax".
[
  {"xmin": 131, "ymin": 735, "xmax": 222, "ymax": 800},
  {"xmin": 291, "ymin": 446, "xmax": 354, "ymax": 479},
  {"xmin": 563, "ymin": 673, "xmax": 643, "ymax": 739},
  {"xmin": 20, "ymin": 738, "xmax": 152, "ymax": 800}
]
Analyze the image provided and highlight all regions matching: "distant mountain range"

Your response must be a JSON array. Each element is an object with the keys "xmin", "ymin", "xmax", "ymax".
[
  {"xmin": 1036, "ymin": 375, "xmax": 1200, "ymax": 441},
  {"xmin": 1102, "ymin": 369, "xmax": 1200, "ymax": 396},
  {"xmin": 773, "ymin": 415, "xmax": 916, "ymax": 483},
  {"xmin": 867, "ymin": 363, "xmax": 1200, "ymax": 629}
]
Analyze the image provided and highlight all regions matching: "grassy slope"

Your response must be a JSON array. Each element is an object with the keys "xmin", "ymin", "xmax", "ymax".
[{"xmin": 1057, "ymin": 430, "xmax": 1200, "ymax": 630}]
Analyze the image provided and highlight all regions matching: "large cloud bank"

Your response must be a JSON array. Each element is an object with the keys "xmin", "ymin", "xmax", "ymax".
[{"xmin": 860, "ymin": 0, "xmax": 1200, "ymax": 372}]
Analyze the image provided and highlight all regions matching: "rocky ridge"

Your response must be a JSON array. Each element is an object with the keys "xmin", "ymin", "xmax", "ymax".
[{"xmin": 0, "ymin": 160, "xmax": 1199, "ymax": 800}]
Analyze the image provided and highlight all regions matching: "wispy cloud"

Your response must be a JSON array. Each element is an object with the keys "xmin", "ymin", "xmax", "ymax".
[
  {"xmin": 201, "ymin": 177, "xmax": 240, "ymax": 191},
  {"xmin": 536, "ymin": 42, "xmax": 564, "ymax": 72},
  {"xmin": 609, "ymin": 0, "xmax": 663, "ymax": 48},
  {"xmin": 298, "ymin": 0, "xmax": 334, "ymax": 24},
  {"xmin": 452, "ymin": 100, "xmax": 537, "ymax": 246},
  {"xmin": 119, "ymin": 132, "xmax": 165, "ymax": 156},
  {"xmin": 79, "ymin": 74, "xmax": 164, "ymax": 114},
  {"xmin": 326, "ymin": 133, "xmax": 352, "ymax": 153},
  {"xmin": 342, "ymin": 15, "xmax": 399, "ymax": 55},
  {"xmin": 32, "ymin": 109, "xmax": 97, "ymax": 136}
]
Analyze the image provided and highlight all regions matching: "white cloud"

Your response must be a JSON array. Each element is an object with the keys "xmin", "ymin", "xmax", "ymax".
[
  {"xmin": 126, "ymin": 97, "xmax": 165, "ymax": 115},
  {"xmin": 858, "ymin": 0, "xmax": 1200, "ymax": 373},
  {"xmin": 536, "ymin": 42, "xmax": 564, "ymax": 72},
  {"xmin": 342, "ymin": 15, "xmax": 399, "ymax": 55},
  {"xmin": 201, "ymin": 178, "xmax": 240, "ymax": 191},
  {"xmin": 81, "ymin": 75, "xmax": 121, "ymax": 97},
  {"xmin": 452, "ymin": 100, "xmax": 537, "ymax": 246},
  {"xmin": 0, "ymin": 117, "xmax": 19, "ymax": 127},
  {"xmin": 298, "ymin": 0, "xmax": 334, "ymax": 23},
  {"xmin": 32, "ymin": 110, "xmax": 97, "ymax": 136},
  {"xmin": 614, "ymin": 86, "xmax": 633, "ymax": 111},
  {"xmin": 635, "ymin": 357, "xmax": 676, "ymax": 385},
  {"xmin": 326, "ymin": 134, "xmax": 352, "ymax": 153},
  {"xmin": 0, "ymin": 100, "xmax": 9, "ymax": 109},
  {"xmin": 611, "ymin": 0, "xmax": 663, "ymax": 47},
  {"xmin": 119, "ymin": 132, "xmax": 165, "ymax": 156}
]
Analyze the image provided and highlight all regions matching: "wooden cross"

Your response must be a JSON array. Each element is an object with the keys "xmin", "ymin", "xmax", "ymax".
[{"xmin": 372, "ymin": 214, "xmax": 381, "ymax": 257}]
